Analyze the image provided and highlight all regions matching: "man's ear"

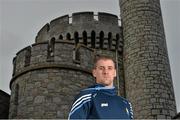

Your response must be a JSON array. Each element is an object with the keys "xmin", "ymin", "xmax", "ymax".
[{"xmin": 92, "ymin": 69, "xmax": 96, "ymax": 77}]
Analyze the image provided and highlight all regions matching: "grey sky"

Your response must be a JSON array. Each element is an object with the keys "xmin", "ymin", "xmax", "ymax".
[{"xmin": 0, "ymin": 0, "xmax": 180, "ymax": 112}]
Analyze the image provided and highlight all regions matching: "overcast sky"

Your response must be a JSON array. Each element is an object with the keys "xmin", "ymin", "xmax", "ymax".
[{"xmin": 0, "ymin": 0, "xmax": 180, "ymax": 112}]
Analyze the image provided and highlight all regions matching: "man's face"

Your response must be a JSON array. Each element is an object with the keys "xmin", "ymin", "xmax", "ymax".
[{"xmin": 92, "ymin": 59, "xmax": 116, "ymax": 87}]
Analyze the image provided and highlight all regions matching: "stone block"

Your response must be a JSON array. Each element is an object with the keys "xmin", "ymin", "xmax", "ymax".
[{"xmin": 34, "ymin": 96, "xmax": 45, "ymax": 104}]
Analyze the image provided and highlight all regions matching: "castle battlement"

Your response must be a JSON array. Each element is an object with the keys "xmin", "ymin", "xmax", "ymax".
[
  {"xmin": 49, "ymin": 12, "xmax": 119, "ymax": 27},
  {"xmin": 35, "ymin": 12, "xmax": 121, "ymax": 44},
  {"xmin": 10, "ymin": 42, "xmax": 95, "ymax": 89}
]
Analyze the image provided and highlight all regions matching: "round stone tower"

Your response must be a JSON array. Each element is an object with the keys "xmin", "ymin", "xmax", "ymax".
[
  {"xmin": 9, "ymin": 12, "xmax": 123, "ymax": 118},
  {"xmin": 119, "ymin": 0, "xmax": 177, "ymax": 119}
]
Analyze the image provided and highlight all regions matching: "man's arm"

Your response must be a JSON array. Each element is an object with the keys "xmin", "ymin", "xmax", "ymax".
[{"xmin": 68, "ymin": 92, "xmax": 92, "ymax": 119}]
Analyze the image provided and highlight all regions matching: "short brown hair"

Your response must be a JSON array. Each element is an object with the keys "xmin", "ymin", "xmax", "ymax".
[{"xmin": 93, "ymin": 55, "xmax": 116, "ymax": 69}]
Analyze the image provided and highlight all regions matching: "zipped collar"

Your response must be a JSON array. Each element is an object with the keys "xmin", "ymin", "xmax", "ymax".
[{"xmin": 82, "ymin": 83, "xmax": 117, "ymax": 96}]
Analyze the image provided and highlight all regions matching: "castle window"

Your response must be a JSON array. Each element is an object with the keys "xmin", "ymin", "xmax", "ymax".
[
  {"xmin": 99, "ymin": 31, "xmax": 104, "ymax": 49},
  {"xmin": 91, "ymin": 30, "xmax": 96, "ymax": 48},
  {"xmin": 14, "ymin": 84, "xmax": 19, "ymax": 105},
  {"xmin": 47, "ymin": 38, "xmax": 55, "ymax": 62},
  {"xmin": 82, "ymin": 31, "xmax": 87, "ymax": 46},
  {"xmin": 24, "ymin": 46, "xmax": 31, "ymax": 67},
  {"xmin": 66, "ymin": 33, "xmax": 71, "ymax": 40},
  {"xmin": 59, "ymin": 35, "xmax": 63, "ymax": 40},
  {"xmin": 108, "ymin": 32, "xmax": 112, "ymax": 50},
  {"xmin": 74, "ymin": 31, "xmax": 79, "ymax": 45},
  {"xmin": 116, "ymin": 34, "xmax": 120, "ymax": 49},
  {"xmin": 73, "ymin": 48, "xmax": 80, "ymax": 64}
]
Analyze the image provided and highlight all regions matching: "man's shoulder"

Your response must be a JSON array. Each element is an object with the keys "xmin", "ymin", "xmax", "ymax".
[
  {"xmin": 116, "ymin": 96, "xmax": 131, "ymax": 105},
  {"xmin": 74, "ymin": 87, "xmax": 96, "ymax": 100}
]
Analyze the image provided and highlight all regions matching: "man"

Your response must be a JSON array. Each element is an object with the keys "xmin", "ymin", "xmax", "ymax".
[{"xmin": 68, "ymin": 55, "xmax": 133, "ymax": 119}]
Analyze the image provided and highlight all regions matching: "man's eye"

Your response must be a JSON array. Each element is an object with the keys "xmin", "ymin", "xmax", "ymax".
[
  {"xmin": 99, "ymin": 67, "xmax": 104, "ymax": 70},
  {"xmin": 108, "ymin": 67, "xmax": 114, "ymax": 70}
]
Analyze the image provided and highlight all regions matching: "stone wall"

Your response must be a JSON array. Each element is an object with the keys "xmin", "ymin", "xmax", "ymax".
[
  {"xmin": 119, "ymin": 0, "xmax": 177, "ymax": 119},
  {"xmin": 9, "ymin": 42, "xmax": 95, "ymax": 118}
]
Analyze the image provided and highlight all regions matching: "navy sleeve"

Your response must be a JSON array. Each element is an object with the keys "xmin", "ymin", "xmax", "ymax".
[{"xmin": 68, "ymin": 91, "xmax": 92, "ymax": 119}]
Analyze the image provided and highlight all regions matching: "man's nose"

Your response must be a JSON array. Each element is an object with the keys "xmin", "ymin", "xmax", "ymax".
[{"xmin": 103, "ymin": 69, "xmax": 109, "ymax": 74}]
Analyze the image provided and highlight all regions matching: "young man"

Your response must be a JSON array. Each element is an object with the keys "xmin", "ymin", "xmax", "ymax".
[{"xmin": 68, "ymin": 55, "xmax": 133, "ymax": 119}]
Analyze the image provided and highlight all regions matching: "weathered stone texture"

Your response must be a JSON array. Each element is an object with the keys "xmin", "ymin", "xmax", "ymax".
[{"xmin": 119, "ymin": 0, "xmax": 177, "ymax": 119}]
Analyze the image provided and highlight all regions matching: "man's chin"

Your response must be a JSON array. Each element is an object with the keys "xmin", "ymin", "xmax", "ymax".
[{"xmin": 103, "ymin": 81, "xmax": 113, "ymax": 86}]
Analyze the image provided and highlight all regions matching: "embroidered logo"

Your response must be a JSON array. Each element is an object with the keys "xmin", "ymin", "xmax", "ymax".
[
  {"xmin": 101, "ymin": 103, "xmax": 108, "ymax": 107},
  {"xmin": 93, "ymin": 93, "xmax": 97, "ymax": 98}
]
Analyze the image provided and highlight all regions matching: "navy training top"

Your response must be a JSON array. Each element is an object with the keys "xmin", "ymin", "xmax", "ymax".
[{"xmin": 68, "ymin": 84, "xmax": 133, "ymax": 119}]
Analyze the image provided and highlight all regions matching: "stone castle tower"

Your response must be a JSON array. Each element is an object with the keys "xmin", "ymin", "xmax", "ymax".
[
  {"xmin": 119, "ymin": 0, "xmax": 177, "ymax": 118},
  {"xmin": 9, "ymin": 12, "xmax": 124, "ymax": 118},
  {"xmin": 8, "ymin": 0, "xmax": 177, "ymax": 119}
]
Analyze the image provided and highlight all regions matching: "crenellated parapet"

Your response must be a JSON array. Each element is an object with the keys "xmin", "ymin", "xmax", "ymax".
[
  {"xmin": 35, "ymin": 12, "xmax": 122, "ymax": 51},
  {"xmin": 10, "ymin": 41, "xmax": 95, "ymax": 89},
  {"xmin": 9, "ymin": 41, "xmax": 98, "ymax": 118}
]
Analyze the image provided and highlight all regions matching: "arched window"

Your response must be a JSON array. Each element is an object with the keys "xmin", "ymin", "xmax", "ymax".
[
  {"xmin": 66, "ymin": 33, "xmax": 71, "ymax": 40},
  {"xmin": 108, "ymin": 32, "xmax": 112, "ymax": 50},
  {"xmin": 99, "ymin": 31, "xmax": 104, "ymax": 49},
  {"xmin": 91, "ymin": 30, "xmax": 96, "ymax": 48},
  {"xmin": 50, "ymin": 37, "xmax": 55, "ymax": 45},
  {"xmin": 59, "ymin": 35, "xmax": 63, "ymax": 40},
  {"xmin": 74, "ymin": 31, "xmax": 79, "ymax": 45},
  {"xmin": 82, "ymin": 31, "xmax": 87, "ymax": 46}
]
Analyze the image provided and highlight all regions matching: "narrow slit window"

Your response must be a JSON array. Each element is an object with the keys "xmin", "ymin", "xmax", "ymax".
[
  {"xmin": 74, "ymin": 32, "xmax": 79, "ymax": 45},
  {"xmin": 47, "ymin": 38, "xmax": 55, "ymax": 61},
  {"xmin": 59, "ymin": 35, "xmax": 63, "ymax": 40},
  {"xmin": 82, "ymin": 31, "xmax": 87, "ymax": 45},
  {"xmin": 66, "ymin": 33, "xmax": 71, "ymax": 40},
  {"xmin": 91, "ymin": 30, "xmax": 96, "ymax": 48},
  {"xmin": 24, "ymin": 46, "xmax": 31, "ymax": 67}
]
